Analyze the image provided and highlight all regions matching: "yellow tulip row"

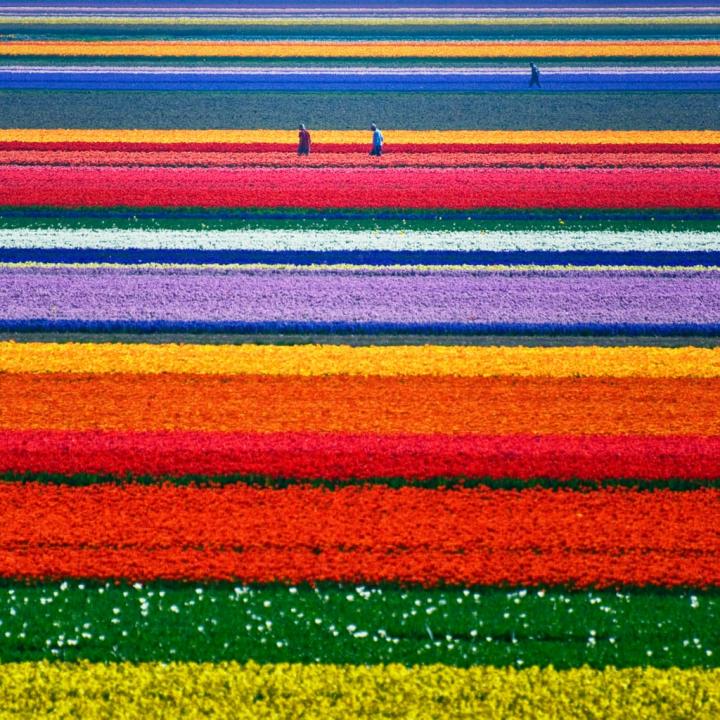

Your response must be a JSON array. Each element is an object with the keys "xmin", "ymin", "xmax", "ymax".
[
  {"xmin": 1, "ymin": 129, "xmax": 719, "ymax": 144},
  {"xmin": 0, "ymin": 661, "xmax": 717, "ymax": 719},
  {"xmin": 4, "ymin": 341, "xmax": 720, "ymax": 378},
  {"xmin": 1, "ymin": 40, "xmax": 719, "ymax": 58}
]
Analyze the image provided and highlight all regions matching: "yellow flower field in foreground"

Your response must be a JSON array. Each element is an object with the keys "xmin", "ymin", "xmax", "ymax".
[{"xmin": 0, "ymin": 662, "xmax": 717, "ymax": 719}]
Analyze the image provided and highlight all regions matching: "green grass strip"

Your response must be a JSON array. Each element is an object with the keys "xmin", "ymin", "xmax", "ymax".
[
  {"xmin": 2, "ymin": 472, "xmax": 719, "ymax": 491},
  {"xmin": 4, "ymin": 23, "xmax": 720, "ymax": 41},
  {"xmin": 0, "ymin": 211, "xmax": 718, "ymax": 234},
  {"xmin": 0, "ymin": 581, "xmax": 716, "ymax": 668},
  {"xmin": 2, "ymin": 90, "xmax": 717, "ymax": 131}
]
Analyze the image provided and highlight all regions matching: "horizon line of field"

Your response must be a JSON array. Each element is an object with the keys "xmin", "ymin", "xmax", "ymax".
[
  {"xmin": 9, "ymin": 13, "xmax": 720, "ymax": 22},
  {"xmin": 4, "ymin": 4, "xmax": 716, "ymax": 16},
  {"xmin": 6, "ymin": 5, "xmax": 720, "ymax": 17}
]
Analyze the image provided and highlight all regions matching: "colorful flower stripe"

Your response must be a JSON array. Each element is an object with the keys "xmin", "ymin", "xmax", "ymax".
[
  {"xmin": 11, "ymin": 260, "xmax": 720, "ymax": 271},
  {"xmin": 6, "ymin": 69, "xmax": 720, "ymax": 92},
  {"xmin": 11, "ymin": 27, "xmax": 720, "ymax": 42},
  {"xmin": 4, "ymin": 143, "xmax": 717, "ymax": 155},
  {"xmin": 4, "ymin": 24, "xmax": 720, "ymax": 41},
  {"xmin": 1, "ymin": 130, "xmax": 718, "ymax": 145},
  {"xmin": 3, "ymin": 374, "xmax": 719, "ymax": 435},
  {"xmin": 3, "ymin": 662, "xmax": 719, "ymax": 719},
  {"xmin": 3, "ymin": 431, "xmax": 720, "ymax": 481},
  {"xmin": 7, "ymin": 228, "xmax": 720, "ymax": 252},
  {"xmin": 0, "ymin": 484, "xmax": 718, "ymax": 586},
  {"xmin": 5, "ymin": 321, "xmax": 719, "ymax": 335},
  {"xmin": 0, "ymin": 581, "xmax": 715, "ymax": 667},
  {"xmin": 10, "ymin": 249, "xmax": 720, "ymax": 267},
  {"xmin": 9, "ymin": 13, "xmax": 720, "ymax": 24},
  {"xmin": 0, "ymin": 5, "xmax": 714, "ymax": 18},
  {"xmin": 2, "ymin": 166, "xmax": 718, "ymax": 209},
  {"xmin": 4, "ymin": 150, "xmax": 720, "ymax": 168},
  {"xmin": 6, "ymin": 226, "xmax": 720, "ymax": 267},
  {"xmin": 3, "ymin": 40, "xmax": 720, "ymax": 58},
  {"xmin": 3, "ymin": 3, "xmax": 720, "ymax": 714},
  {"xmin": 2, "ymin": 267, "xmax": 720, "ymax": 334},
  {"xmin": 5, "ymin": 342, "xmax": 720, "ymax": 378}
]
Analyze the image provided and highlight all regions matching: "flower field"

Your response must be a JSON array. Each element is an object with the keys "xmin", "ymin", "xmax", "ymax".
[{"xmin": 1, "ymin": 1, "xmax": 720, "ymax": 717}]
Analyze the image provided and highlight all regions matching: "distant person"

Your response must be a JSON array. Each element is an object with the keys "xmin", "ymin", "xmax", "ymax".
[
  {"xmin": 298, "ymin": 124, "xmax": 311, "ymax": 156},
  {"xmin": 369, "ymin": 123, "xmax": 384, "ymax": 156},
  {"xmin": 529, "ymin": 62, "xmax": 541, "ymax": 88}
]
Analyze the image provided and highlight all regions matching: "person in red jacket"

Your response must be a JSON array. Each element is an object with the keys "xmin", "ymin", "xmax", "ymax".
[{"xmin": 298, "ymin": 124, "xmax": 311, "ymax": 156}]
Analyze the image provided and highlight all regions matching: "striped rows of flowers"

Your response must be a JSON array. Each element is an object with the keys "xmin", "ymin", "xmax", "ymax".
[
  {"xmin": 2, "ymin": 337, "xmax": 720, "ymax": 712},
  {"xmin": 3, "ymin": 5, "xmax": 720, "ymax": 712}
]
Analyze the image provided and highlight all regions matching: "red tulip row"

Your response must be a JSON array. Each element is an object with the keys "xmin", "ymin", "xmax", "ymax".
[
  {"xmin": 0, "ymin": 483, "xmax": 717, "ymax": 586},
  {"xmin": 2, "ymin": 430, "xmax": 720, "ymax": 481},
  {"xmin": 1, "ymin": 165, "xmax": 718, "ymax": 208},
  {"xmin": 0, "ymin": 142, "xmax": 715, "ymax": 154},
  {"xmin": 2, "ymin": 151, "xmax": 717, "ymax": 168}
]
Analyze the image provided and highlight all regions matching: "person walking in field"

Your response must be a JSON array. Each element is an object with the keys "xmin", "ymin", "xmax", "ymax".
[
  {"xmin": 369, "ymin": 123, "xmax": 384, "ymax": 156},
  {"xmin": 298, "ymin": 124, "xmax": 311, "ymax": 156},
  {"xmin": 529, "ymin": 62, "xmax": 541, "ymax": 88}
]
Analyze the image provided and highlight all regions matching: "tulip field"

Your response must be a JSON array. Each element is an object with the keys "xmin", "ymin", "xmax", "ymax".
[{"xmin": 2, "ymin": 1, "xmax": 720, "ymax": 717}]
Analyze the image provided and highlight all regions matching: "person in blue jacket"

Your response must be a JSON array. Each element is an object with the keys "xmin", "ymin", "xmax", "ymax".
[
  {"xmin": 529, "ymin": 62, "xmax": 541, "ymax": 88},
  {"xmin": 297, "ymin": 124, "xmax": 311, "ymax": 156},
  {"xmin": 369, "ymin": 123, "xmax": 384, "ymax": 156}
]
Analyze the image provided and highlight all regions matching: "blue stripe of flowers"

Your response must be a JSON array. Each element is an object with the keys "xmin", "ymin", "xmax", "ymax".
[
  {"xmin": 3, "ymin": 73, "xmax": 720, "ymax": 92},
  {"xmin": 3, "ymin": 320, "xmax": 720, "ymax": 335},
  {"xmin": 4, "ymin": 248, "xmax": 720, "ymax": 266}
]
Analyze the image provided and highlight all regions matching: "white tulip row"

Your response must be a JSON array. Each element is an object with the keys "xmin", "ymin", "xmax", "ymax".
[{"xmin": 2, "ymin": 228, "xmax": 720, "ymax": 252}]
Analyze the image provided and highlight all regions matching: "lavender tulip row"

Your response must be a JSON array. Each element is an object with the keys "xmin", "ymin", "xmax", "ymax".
[{"xmin": 2, "ymin": 265, "xmax": 720, "ymax": 333}]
